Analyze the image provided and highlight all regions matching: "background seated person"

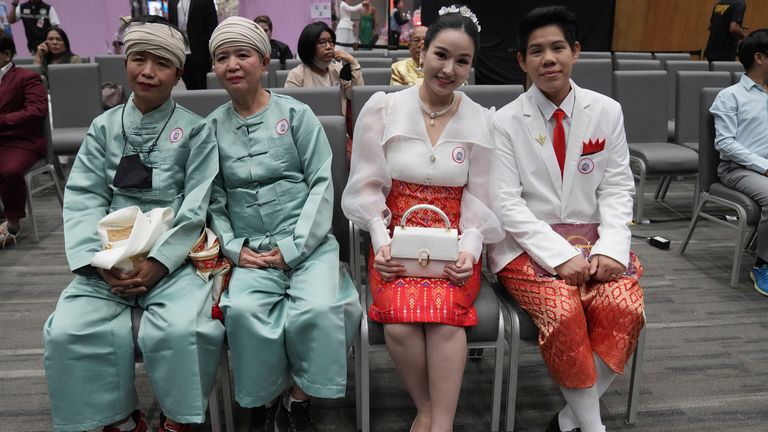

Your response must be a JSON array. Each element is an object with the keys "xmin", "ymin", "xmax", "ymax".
[
  {"xmin": 33, "ymin": 27, "xmax": 82, "ymax": 69},
  {"xmin": 254, "ymin": 15, "xmax": 293, "ymax": 65},
  {"xmin": 390, "ymin": 25, "xmax": 427, "ymax": 85},
  {"xmin": 0, "ymin": 31, "xmax": 48, "ymax": 246}
]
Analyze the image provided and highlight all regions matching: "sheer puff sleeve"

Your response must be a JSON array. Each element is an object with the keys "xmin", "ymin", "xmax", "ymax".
[{"xmin": 342, "ymin": 91, "xmax": 392, "ymax": 253}]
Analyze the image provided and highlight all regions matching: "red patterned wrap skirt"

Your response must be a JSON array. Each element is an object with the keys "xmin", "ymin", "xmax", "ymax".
[
  {"xmin": 368, "ymin": 180, "xmax": 481, "ymax": 327},
  {"xmin": 497, "ymin": 252, "xmax": 645, "ymax": 388}
]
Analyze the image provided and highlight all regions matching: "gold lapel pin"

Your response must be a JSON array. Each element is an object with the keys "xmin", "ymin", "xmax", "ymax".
[{"xmin": 535, "ymin": 134, "xmax": 546, "ymax": 145}]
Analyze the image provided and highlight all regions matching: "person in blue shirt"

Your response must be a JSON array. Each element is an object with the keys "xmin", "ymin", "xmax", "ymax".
[{"xmin": 711, "ymin": 28, "xmax": 768, "ymax": 296}]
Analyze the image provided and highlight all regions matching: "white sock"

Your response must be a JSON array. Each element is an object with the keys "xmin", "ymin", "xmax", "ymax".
[
  {"xmin": 116, "ymin": 416, "xmax": 136, "ymax": 432},
  {"xmin": 283, "ymin": 393, "xmax": 307, "ymax": 412},
  {"xmin": 558, "ymin": 384, "xmax": 603, "ymax": 432},
  {"xmin": 558, "ymin": 353, "xmax": 616, "ymax": 431}
]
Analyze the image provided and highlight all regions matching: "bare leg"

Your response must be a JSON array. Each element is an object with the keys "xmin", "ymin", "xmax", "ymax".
[
  {"xmin": 384, "ymin": 323, "xmax": 432, "ymax": 432},
  {"xmin": 290, "ymin": 386, "xmax": 309, "ymax": 400},
  {"xmin": 424, "ymin": 324, "xmax": 466, "ymax": 432}
]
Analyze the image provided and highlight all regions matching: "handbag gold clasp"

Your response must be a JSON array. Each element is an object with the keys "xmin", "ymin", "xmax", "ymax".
[{"xmin": 418, "ymin": 250, "xmax": 430, "ymax": 267}]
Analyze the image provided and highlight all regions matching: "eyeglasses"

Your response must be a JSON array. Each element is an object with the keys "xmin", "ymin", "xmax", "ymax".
[{"xmin": 317, "ymin": 39, "xmax": 335, "ymax": 47}]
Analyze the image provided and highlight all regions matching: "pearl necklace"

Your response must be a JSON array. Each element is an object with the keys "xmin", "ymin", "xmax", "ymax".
[{"xmin": 419, "ymin": 93, "xmax": 455, "ymax": 126}]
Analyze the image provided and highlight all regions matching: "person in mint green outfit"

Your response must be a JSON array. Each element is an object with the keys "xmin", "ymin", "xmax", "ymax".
[
  {"xmin": 42, "ymin": 15, "xmax": 223, "ymax": 432},
  {"xmin": 206, "ymin": 17, "xmax": 362, "ymax": 432}
]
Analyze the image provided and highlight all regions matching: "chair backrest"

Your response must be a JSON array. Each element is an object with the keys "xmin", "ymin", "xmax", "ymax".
[
  {"xmin": 16, "ymin": 63, "xmax": 42, "ymax": 75},
  {"xmin": 271, "ymin": 86, "xmax": 342, "ymax": 115},
  {"xmin": 468, "ymin": 67, "xmax": 476, "ymax": 85},
  {"xmin": 347, "ymin": 50, "xmax": 389, "ymax": 58},
  {"xmin": 732, "ymin": 71, "xmax": 743, "ymax": 84},
  {"xmin": 362, "ymin": 67, "xmax": 392, "ymax": 85},
  {"xmin": 664, "ymin": 60, "xmax": 710, "ymax": 119},
  {"xmin": 94, "ymin": 55, "xmax": 129, "ymax": 91},
  {"xmin": 572, "ymin": 59, "xmax": 613, "ymax": 97},
  {"xmin": 206, "ymin": 71, "xmax": 269, "ymax": 90},
  {"xmin": 710, "ymin": 61, "xmax": 744, "ymax": 73},
  {"xmin": 675, "ymin": 71, "xmax": 731, "ymax": 146},
  {"xmin": 317, "ymin": 115, "xmax": 351, "ymax": 262},
  {"xmin": 13, "ymin": 56, "xmax": 35, "ymax": 65},
  {"xmin": 275, "ymin": 69, "xmax": 290, "ymax": 88},
  {"xmin": 698, "ymin": 87, "xmax": 725, "ymax": 192},
  {"xmin": 48, "ymin": 63, "xmax": 103, "ymax": 128},
  {"xmin": 171, "ymin": 89, "xmax": 230, "ymax": 117},
  {"xmin": 653, "ymin": 52, "xmax": 691, "ymax": 64},
  {"xmin": 357, "ymin": 57, "xmax": 393, "ymax": 69},
  {"xmin": 578, "ymin": 51, "xmax": 612, "ymax": 60},
  {"xmin": 613, "ymin": 70, "xmax": 668, "ymax": 142},
  {"xmin": 351, "ymin": 85, "xmax": 406, "ymax": 124},
  {"xmin": 461, "ymin": 85, "xmax": 524, "ymax": 110},
  {"xmin": 615, "ymin": 59, "xmax": 662, "ymax": 71},
  {"xmin": 614, "ymin": 52, "xmax": 653, "ymax": 60},
  {"xmin": 284, "ymin": 58, "xmax": 302, "ymax": 70},
  {"xmin": 267, "ymin": 59, "xmax": 282, "ymax": 86}
]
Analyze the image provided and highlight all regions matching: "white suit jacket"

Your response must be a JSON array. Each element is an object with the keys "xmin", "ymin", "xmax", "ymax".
[{"xmin": 488, "ymin": 82, "xmax": 635, "ymax": 274}]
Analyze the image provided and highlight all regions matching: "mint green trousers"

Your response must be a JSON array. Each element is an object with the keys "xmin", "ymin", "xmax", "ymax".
[
  {"xmin": 220, "ymin": 237, "xmax": 362, "ymax": 407},
  {"xmin": 43, "ymin": 264, "xmax": 225, "ymax": 431}
]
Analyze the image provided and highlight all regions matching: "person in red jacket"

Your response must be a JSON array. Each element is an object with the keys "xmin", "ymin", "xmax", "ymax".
[{"xmin": 0, "ymin": 31, "xmax": 48, "ymax": 246}]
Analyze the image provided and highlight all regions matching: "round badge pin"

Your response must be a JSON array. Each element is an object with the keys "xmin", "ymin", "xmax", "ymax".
[
  {"xmin": 452, "ymin": 146, "xmax": 466, "ymax": 164},
  {"xmin": 578, "ymin": 157, "xmax": 595, "ymax": 174},
  {"xmin": 169, "ymin": 127, "xmax": 184, "ymax": 143},
  {"xmin": 275, "ymin": 119, "xmax": 289, "ymax": 135}
]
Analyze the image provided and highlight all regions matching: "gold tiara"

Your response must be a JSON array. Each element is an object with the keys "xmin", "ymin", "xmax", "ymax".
[{"xmin": 438, "ymin": 5, "xmax": 481, "ymax": 32}]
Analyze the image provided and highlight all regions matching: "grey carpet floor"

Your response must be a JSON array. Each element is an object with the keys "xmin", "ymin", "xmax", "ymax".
[{"xmin": 2, "ymin": 179, "xmax": 767, "ymax": 432}]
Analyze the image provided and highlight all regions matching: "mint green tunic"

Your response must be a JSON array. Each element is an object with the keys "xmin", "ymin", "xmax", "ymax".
[
  {"xmin": 43, "ymin": 97, "xmax": 225, "ymax": 430},
  {"xmin": 207, "ymin": 92, "xmax": 361, "ymax": 407}
]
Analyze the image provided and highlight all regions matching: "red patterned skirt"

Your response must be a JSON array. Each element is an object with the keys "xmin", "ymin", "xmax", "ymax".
[{"xmin": 368, "ymin": 180, "xmax": 481, "ymax": 327}]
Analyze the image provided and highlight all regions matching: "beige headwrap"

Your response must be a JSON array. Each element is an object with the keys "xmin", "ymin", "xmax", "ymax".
[
  {"xmin": 209, "ymin": 16, "xmax": 272, "ymax": 59},
  {"xmin": 123, "ymin": 21, "xmax": 187, "ymax": 69}
]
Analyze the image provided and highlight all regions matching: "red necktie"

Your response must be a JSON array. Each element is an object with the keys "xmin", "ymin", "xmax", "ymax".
[{"xmin": 552, "ymin": 108, "xmax": 566, "ymax": 177}]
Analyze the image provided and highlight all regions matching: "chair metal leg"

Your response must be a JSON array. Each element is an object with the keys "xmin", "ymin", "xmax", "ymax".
[
  {"xmin": 50, "ymin": 166, "xmax": 64, "ymax": 206},
  {"xmin": 354, "ymin": 341, "xmax": 362, "ymax": 431},
  {"xmin": 630, "ymin": 156, "xmax": 647, "ymax": 223},
  {"xmin": 360, "ymin": 318, "xmax": 371, "ymax": 432},
  {"xmin": 491, "ymin": 311, "xmax": 504, "ymax": 432},
  {"xmin": 653, "ymin": 176, "xmax": 669, "ymax": 200},
  {"xmin": 220, "ymin": 349, "xmax": 234, "ymax": 432},
  {"xmin": 677, "ymin": 193, "xmax": 708, "ymax": 255},
  {"xmin": 626, "ymin": 321, "xmax": 647, "ymax": 425},
  {"xmin": 25, "ymin": 182, "xmax": 39, "ymax": 242},
  {"xmin": 208, "ymin": 370, "xmax": 222, "ymax": 432},
  {"xmin": 731, "ymin": 205, "xmax": 749, "ymax": 289},
  {"xmin": 504, "ymin": 306, "xmax": 521, "ymax": 432}
]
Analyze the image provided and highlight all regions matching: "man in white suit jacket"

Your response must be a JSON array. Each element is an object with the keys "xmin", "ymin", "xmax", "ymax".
[{"xmin": 488, "ymin": 7, "xmax": 645, "ymax": 432}]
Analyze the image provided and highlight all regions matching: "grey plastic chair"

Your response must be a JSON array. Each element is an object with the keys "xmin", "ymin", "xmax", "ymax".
[
  {"xmin": 614, "ymin": 59, "xmax": 662, "ymax": 71},
  {"xmin": 284, "ymin": 58, "xmax": 302, "ymax": 70},
  {"xmin": 732, "ymin": 71, "xmax": 744, "ymax": 84},
  {"xmin": 48, "ymin": 63, "xmax": 103, "ymax": 158},
  {"xmin": 16, "ymin": 63, "xmax": 42, "ymax": 75},
  {"xmin": 361, "ymin": 67, "xmax": 392, "ymax": 85},
  {"xmin": 664, "ymin": 60, "xmax": 709, "ymax": 121},
  {"xmin": 578, "ymin": 51, "xmax": 612, "ymax": 60},
  {"xmin": 674, "ymin": 71, "xmax": 732, "ymax": 149},
  {"xmin": 95, "ymin": 55, "xmax": 130, "ymax": 92},
  {"xmin": 171, "ymin": 89, "xmax": 230, "ymax": 117},
  {"xmin": 678, "ymin": 87, "xmax": 760, "ymax": 288},
  {"xmin": 653, "ymin": 52, "xmax": 692, "ymax": 64},
  {"xmin": 357, "ymin": 57, "xmax": 393, "ymax": 69},
  {"xmin": 350, "ymin": 85, "xmax": 406, "ymax": 124},
  {"xmin": 710, "ymin": 61, "xmax": 744, "ymax": 73},
  {"xmin": 13, "ymin": 56, "xmax": 35, "ymax": 64},
  {"xmin": 272, "ymin": 86, "xmax": 343, "ymax": 115},
  {"xmin": 497, "ymin": 285, "xmax": 647, "ymax": 431},
  {"xmin": 572, "ymin": 59, "xmax": 613, "ymax": 97},
  {"xmin": 347, "ymin": 50, "xmax": 389, "ymax": 58},
  {"xmin": 614, "ymin": 52, "xmax": 653, "ymax": 60},
  {"xmin": 462, "ymin": 84, "xmax": 525, "ymax": 110},
  {"xmin": 613, "ymin": 70, "xmax": 699, "ymax": 222},
  {"xmin": 275, "ymin": 69, "xmax": 290, "ymax": 88},
  {"xmin": 25, "ymin": 113, "xmax": 64, "ymax": 243}
]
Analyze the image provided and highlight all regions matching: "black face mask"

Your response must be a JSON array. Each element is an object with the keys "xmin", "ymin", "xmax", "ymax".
[
  {"xmin": 113, "ymin": 153, "xmax": 153, "ymax": 189},
  {"xmin": 113, "ymin": 101, "xmax": 176, "ymax": 190}
]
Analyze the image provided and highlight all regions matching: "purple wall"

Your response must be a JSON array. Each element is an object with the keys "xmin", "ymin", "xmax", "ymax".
[{"xmin": 4, "ymin": 0, "xmax": 330, "ymax": 59}]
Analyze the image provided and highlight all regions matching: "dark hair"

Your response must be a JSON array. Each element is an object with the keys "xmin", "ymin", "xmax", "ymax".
[
  {"xmin": 737, "ymin": 28, "xmax": 768, "ymax": 71},
  {"xmin": 517, "ymin": 6, "xmax": 578, "ymax": 60},
  {"xmin": 0, "ymin": 31, "xmax": 16, "ymax": 57},
  {"xmin": 254, "ymin": 15, "xmax": 273, "ymax": 32},
  {"xmin": 297, "ymin": 22, "xmax": 335, "ymax": 65},
  {"xmin": 45, "ymin": 27, "xmax": 76, "ymax": 61},
  {"xmin": 423, "ymin": 6, "xmax": 480, "ymax": 58},
  {"xmin": 120, "ymin": 14, "xmax": 188, "ymax": 48}
]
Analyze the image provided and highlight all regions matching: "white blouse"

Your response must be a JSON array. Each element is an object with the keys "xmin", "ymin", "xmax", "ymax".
[
  {"xmin": 338, "ymin": 1, "xmax": 363, "ymax": 30},
  {"xmin": 342, "ymin": 85, "xmax": 503, "ymax": 261}
]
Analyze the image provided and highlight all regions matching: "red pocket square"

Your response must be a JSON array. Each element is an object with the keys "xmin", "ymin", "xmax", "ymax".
[{"xmin": 581, "ymin": 138, "xmax": 606, "ymax": 156}]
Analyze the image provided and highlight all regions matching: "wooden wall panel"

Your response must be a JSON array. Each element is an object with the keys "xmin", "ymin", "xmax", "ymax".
[{"xmin": 613, "ymin": 0, "xmax": 768, "ymax": 54}]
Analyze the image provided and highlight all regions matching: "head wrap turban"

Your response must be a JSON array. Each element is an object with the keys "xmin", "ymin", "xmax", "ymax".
[
  {"xmin": 123, "ymin": 21, "xmax": 187, "ymax": 69},
  {"xmin": 209, "ymin": 16, "xmax": 272, "ymax": 59}
]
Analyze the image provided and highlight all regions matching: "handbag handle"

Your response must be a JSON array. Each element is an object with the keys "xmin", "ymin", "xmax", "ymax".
[{"xmin": 399, "ymin": 204, "xmax": 452, "ymax": 231}]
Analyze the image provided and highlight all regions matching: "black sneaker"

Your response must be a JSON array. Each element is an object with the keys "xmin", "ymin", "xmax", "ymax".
[
  {"xmin": 248, "ymin": 400, "xmax": 280, "ymax": 432},
  {"xmin": 276, "ymin": 399, "xmax": 317, "ymax": 432}
]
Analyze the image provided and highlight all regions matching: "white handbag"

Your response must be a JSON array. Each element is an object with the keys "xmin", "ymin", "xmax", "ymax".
[{"xmin": 390, "ymin": 204, "xmax": 459, "ymax": 278}]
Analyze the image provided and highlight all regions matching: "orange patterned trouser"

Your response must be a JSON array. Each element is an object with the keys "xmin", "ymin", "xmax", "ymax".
[{"xmin": 497, "ymin": 253, "xmax": 645, "ymax": 388}]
